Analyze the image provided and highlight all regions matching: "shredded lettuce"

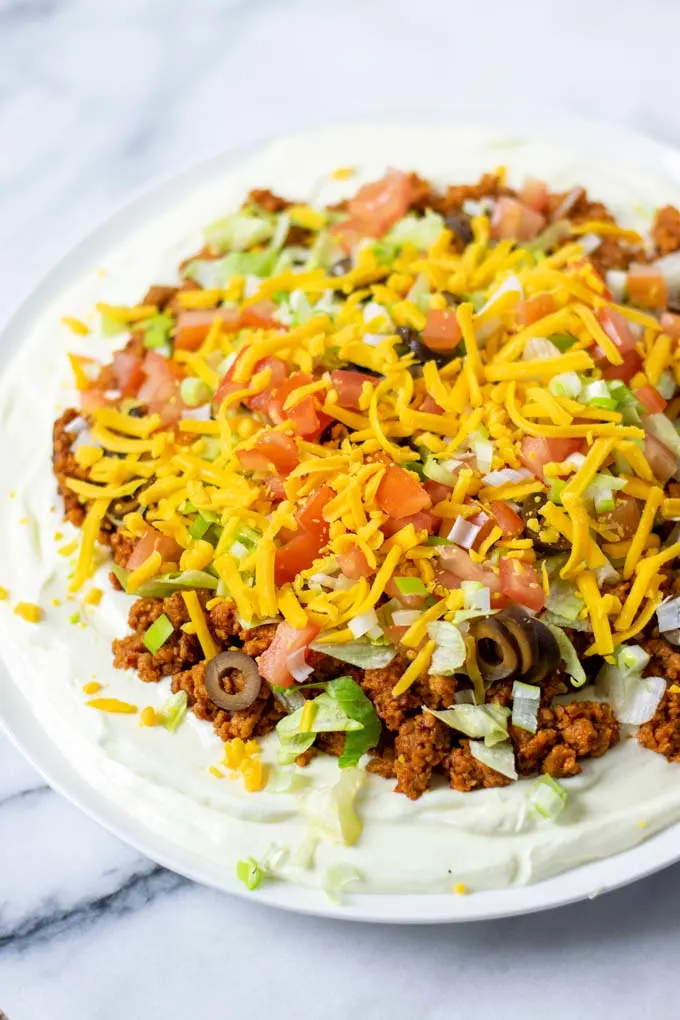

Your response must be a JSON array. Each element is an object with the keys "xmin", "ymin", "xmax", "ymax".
[
  {"xmin": 426, "ymin": 621, "xmax": 467, "ymax": 675},
  {"xmin": 308, "ymin": 638, "xmax": 396, "ymax": 669},
  {"xmin": 276, "ymin": 676, "xmax": 381, "ymax": 768},
  {"xmin": 387, "ymin": 210, "xmax": 445, "ymax": 251},
  {"xmin": 597, "ymin": 645, "xmax": 665, "ymax": 724},
  {"xmin": 322, "ymin": 863, "xmax": 362, "ymax": 904},
  {"xmin": 426, "ymin": 704, "xmax": 509, "ymax": 746},
  {"xmin": 545, "ymin": 623, "xmax": 587, "ymax": 687},
  {"xmin": 511, "ymin": 681, "xmax": 540, "ymax": 733},
  {"xmin": 468, "ymin": 739, "xmax": 517, "ymax": 780},
  {"xmin": 184, "ymin": 250, "xmax": 277, "ymax": 287},
  {"xmin": 204, "ymin": 210, "xmax": 273, "ymax": 253},
  {"xmin": 644, "ymin": 412, "xmax": 680, "ymax": 459},
  {"xmin": 111, "ymin": 564, "xmax": 218, "ymax": 597},
  {"xmin": 303, "ymin": 767, "xmax": 365, "ymax": 846}
]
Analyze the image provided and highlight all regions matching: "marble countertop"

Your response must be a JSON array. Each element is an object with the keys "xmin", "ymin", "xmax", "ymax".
[{"xmin": 2, "ymin": 1, "xmax": 680, "ymax": 1016}]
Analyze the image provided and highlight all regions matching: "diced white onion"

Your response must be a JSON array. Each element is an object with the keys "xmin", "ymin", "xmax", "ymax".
[
  {"xmin": 363, "ymin": 302, "xmax": 390, "ymax": 325},
  {"xmin": 348, "ymin": 608, "xmax": 379, "ymax": 639},
  {"xmin": 657, "ymin": 596, "xmax": 680, "ymax": 633},
  {"xmin": 469, "ymin": 739, "xmax": 518, "ymax": 780},
  {"xmin": 447, "ymin": 516, "xmax": 481, "ymax": 549},
  {"xmin": 477, "ymin": 274, "xmax": 523, "ymax": 317},
  {"xmin": 363, "ymin": 332, "xmax": 383, "ymax": 347},
  {"xmin": 64, "ymin": 415, "xmax": 88, "ymax": 434},
  {"xmin": 309, "ymin": 573, "xmax": 339, "ymax": 589},
  {"xmin": 366, "ymin": 625, "xmax": 384, "ymax": 640},
  {"xmin": 461, "ymin": 581, "xmax": 491, "ymax": 613},
  {"xmin": 334, "ymin": 575, "xmax": 355, "ymax": 591},
  {"xmin": 104, "ymin": 388, "xmax": 122, "ymax": 399},
  {"xmin": 523, "ymin": 337, "xmax": 561, "ymax": 361},
  {"xmin": 481, "ymin": 467, "xmax": 532, "ymax": 487},
  {"xmin": 565, "ymin": 451, "xmax": 586, "ymax": 469},
  {"xmin": 605, "ymin": 269, "xmax": 627, "ymax": 302},
  {"xmin": 287, "ymin": 647, "xmax": 313, "ymax": 682},
  {"xmin": 391, "ymin": 609, "xmax": 422, "ymax": 627},
  {"xmin": 595, "ymin": 558, "xmax": 620, "ymax": 587},
  {"xmin": 578, "ymin": 232, "xmax": 602, "ymax": 255},
  {"xmin": 71, "ymin": 428, "xmax": 100, "ymax": 451},
  {"xmin": 181, "ymin": 403, "xmax": 212, "ymax": 421},
  {"xmin": 229, "ymin": 540, "xmax": 249, "ymax": 560}
]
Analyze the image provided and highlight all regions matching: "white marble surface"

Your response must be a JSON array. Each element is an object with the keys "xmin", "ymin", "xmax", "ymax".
[{"xmin": 2, "ymin": 0, "xmax": 680, "ymax": 1016}]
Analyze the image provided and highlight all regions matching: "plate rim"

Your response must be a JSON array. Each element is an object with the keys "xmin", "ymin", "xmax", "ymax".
[{"xmin": 3, "ymin": 107, "xmax": 680, "ymax": 924}]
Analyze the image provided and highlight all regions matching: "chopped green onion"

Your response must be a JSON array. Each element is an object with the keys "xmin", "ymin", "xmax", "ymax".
[
  {"xmin": 423, "ymin": 455, "xmax": 457, "ymax": 487},
  {"xmin": 180, "ymin": 377, "xmax": 213, "ymax": 407},
  {"xmin": 394, "ymin": 576, "xmax": 428, "ymax": 596},
  {"xmin": 511, "ymin": 680, "xmax": 540, "ymax": 733},
  {"xmin": 188, "ymin": 514, "xmax": 212, "ymax": 540},
  {"xmin": 529, "ymin": 775, "xmax": 567, "ymax": 820},
  {"xmin": 547, "ymin": 333, "xmax": 577, "ymax": 353},
  {"xmin": 100, "ymin": 314, "xmax": 126, "ymax": 337},
  {"xmin": 159, "ymin": 690, "xmax": 188, "ymax": 732},
  {"xmin": 549, "ymin": 479, "xmax": 567, "ymax": 504},
  {"xmin": 426, "ymin": 536, "xmax": 450, "ymax": 546},
  {"xmin": 236, "ymin": 857, "xmax": 264, "ymax": 891},
  {"xmin": 140, "ymin": 313, "xmax": 173, "ymax": 350},
  {"xmin": 143, "ymin": 613, "xmax": 174, "ymax": 654},
  {"xmin": 548, "ymin": 371, "xmax": 581, "ymax": 399}
]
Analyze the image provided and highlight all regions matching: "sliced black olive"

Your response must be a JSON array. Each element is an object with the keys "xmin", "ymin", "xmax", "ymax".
[
  {"xmin": 128, "ymin": 405, "xmax": 146, "ymax": 418},
  {"xmin": 525, "ymin": 619, "xmax": 560, "ymax": 685},
  {"xmin": 396, "ymin": 326, "xmax": 452, "ymax": 370},
  {"xmin": 501, "ymin": 611, "xmax": 538, "ymax": 676},
  {"xmin": 469, "ymin": 617, "xmax": 520, "ymax": 682},
  {"xmin": 444, "ymin": 212, "xmax": 474, "ymax": 248},
  {"xmin": 497, "ymin": 607, "xmax": 560, "ymax": 685},
  {"xmin": 204, "ymin": 651, "xmax": 262, "ymax": 712},
  {"xmin": 347, "ymin": 362, "xmax": 383, "ymax": 378},
  {"xmin": 520, "ymin": 492, "xmax": 570, "ymax": 553}
]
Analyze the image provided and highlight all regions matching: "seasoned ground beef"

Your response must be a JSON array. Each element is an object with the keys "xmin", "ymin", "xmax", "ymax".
[
  {"xmin": 652, "ymin": 205, "xmax": 680, "ymax": 255},
  {"xmin": 639, "ymin": 690, "xmax": 680, "ymax": 762},
  {"xmin": 394, "ymin": 713, "xmax": 450, "ymax": 799},
  {"xmin": 112, "ymin": 592, "xmax": 203, "ymax": 683},
  {"xmin": 447, "ymin": 741, "xmax": 512, "ymax": 793},
  {"xmin": 248, "ymin": 188, "xmax": 291, "ymax": 213},
  {"xmin": 435, "ymin": 172, "xmax": 506, "ymax": 213},
  {"xmin": 640, "ymin": 636, "xmax": 680, "ymax": 683},
  {"xmin": 142, "ymin": 284, "xmax": 178, "ymax": 309},
  {"xmin": 52, "ymin": 408, "xmax": 88, "ymax": 528}
]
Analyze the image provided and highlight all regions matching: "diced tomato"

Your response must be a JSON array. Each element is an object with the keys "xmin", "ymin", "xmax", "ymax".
[
  {"xmin": 517, "ymin": 293, "xmax": 556, "ymax": 326},
  {"xmin": 644, "ymin": 432, "xmax": 678, "ymax": 485},
  {"xmin": 126, "ymin": 526, "xmax": 182, "ymax": 570},
  {"xmin": 112, "ymin": 351, "xmax": 145, "ymax": 397},
  {"xmin": 595, "ymin": 308, "xmax": 637, "ymax": 355},
  {"xmin": 491, "ymin": 197, "xmax": 546, "ymax": 242},
  {"xmin": 626, "ymin": 268, "xmax": 668, "ymax": 310},
  {"xmin": 239, "ymin": 299, "xmax": 280, "ymax": 330},
  {"xmin": 337, "ymin": 546, "xmax": 374, "ymax": 580},
  {"xmin": 519, "ymin": 436, "xmax": 583, "ymax": 481},
  {"xmin": 436, "ymin": 547, "xmax": 501, "ymax": 593},
  {"xmin": 174, "ymin": 307, "xmax": 241, "ymax": 351},
  {"xmin": 635, "ymin": 385, "xmax": 667, "ymax": 414},
  {"xmin": 266, "ymin": 475, "xmax": 287, "ymax": 502},
  {"xmin": 470, "ymin": 513, "xmax": 497, "ymax": 552},
  {"xmin": 601, "ymin": 347, "xmax": 642, "ymax": 383},
  {"xmin": 376, "ymin": 466, "xmax": 431, "ymax": 519},
  {"xmin": 382, "ymin": 510, "xmax": 439, "ymax": 537},
  {"xmin": 295, "ymin": 485, "xmax": 333, "ymax": 542},
  {"xmin": 489, "ymin": 501, "xmax": 525, "ymax": 538},
  {"xmin": 347, "ymin": 169, "xmax": 412, "ymax": 238},
  {"xmin": 137, "ymin": 351, "xmax": 182, "ymax": 424},
  {"xmin": 423, "ymin": 480, "xmax": 452, "ymax": 504},
  {"xmin": 269, "ymin": 373, "xmax": 323, "ymax": 438},
  {"xmin": 422, "ymin": 309, "xmax": 462, "ymax": 352},
  {"xmin": 257, "ymin": 621, "xmax": 319, "ymax": 688},
  {"xmin": 329, "ymin": 218, "xmax": 366, "ymax": 254},
  {"xmin": 597, "ymin": 493, "xmax": 641, "ymax": 540},
  {"xmin": 236, "ymin": 430, "xmax": 299, "ymax": 475},
  {"xmin": 661, "ymin": 312, "xmax": 680, "ymax": 341},
  {"xmin": 519, "ymin": 177, "xmax": 548, "ymax": 213},
  {"xmin": 330, "ymin": 369, "xmax": 376, "ymax": 411},
  {"xmin": 247, "ymin": 357, "xmax": 289, "ymax": 413},
  {"xmin": 274, "ymin": 532, "xmax": 320, "ymax": 586},
  {"xmin": 80, "ymin": 388, "xmax": 109, "ymax": 414},
  {"xmin": 499, "ymin": 558, "xmax": 545, "ymax": 612},
  {"xmin": 420, "ymin": 394, "xmax": 444, "ymax": 415}
]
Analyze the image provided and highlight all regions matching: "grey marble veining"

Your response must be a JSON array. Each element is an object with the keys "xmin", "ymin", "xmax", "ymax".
[{"xmin": 2, "ymin": 0, "xmax": 680, "ymax": 1017}]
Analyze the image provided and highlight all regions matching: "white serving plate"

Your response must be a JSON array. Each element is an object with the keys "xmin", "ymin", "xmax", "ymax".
[{"xmin": 2, "ymin": 110, "xmax": 680, "ymax": 923}]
